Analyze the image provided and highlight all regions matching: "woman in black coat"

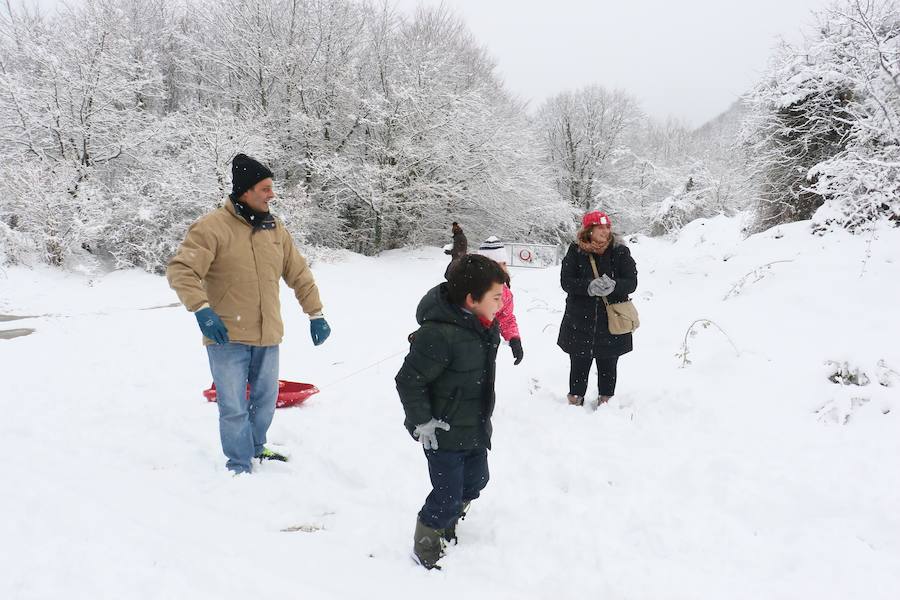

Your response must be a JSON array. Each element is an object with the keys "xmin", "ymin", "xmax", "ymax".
[{"xmin": 557, "ymin": 211, "xmax": 638, "ymax": 408}]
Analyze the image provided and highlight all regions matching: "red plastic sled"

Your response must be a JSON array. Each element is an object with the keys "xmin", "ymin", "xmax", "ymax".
[{"xmin": 202, "ymin": 380, "xmax": 319, "ymax": 408}]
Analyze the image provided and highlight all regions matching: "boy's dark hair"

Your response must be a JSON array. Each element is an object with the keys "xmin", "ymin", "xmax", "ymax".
[{"xmin": 446, "ymin": 254, "xmax": 509, "ymax": 305}]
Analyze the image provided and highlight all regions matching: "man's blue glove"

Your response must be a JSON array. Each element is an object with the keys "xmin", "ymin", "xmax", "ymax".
[
  {"xmin": 310, "ymin": 317, "xmax": 331, "ymax": 346},
  {"xmin": 195, "ymin": 307, "xmax": 229, "ymax": 344}
]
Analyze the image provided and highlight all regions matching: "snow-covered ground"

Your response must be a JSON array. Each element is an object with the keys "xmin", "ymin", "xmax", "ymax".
[{"xmin": 2, "ymin": 215, "xmax": 898, "ymax": 599}]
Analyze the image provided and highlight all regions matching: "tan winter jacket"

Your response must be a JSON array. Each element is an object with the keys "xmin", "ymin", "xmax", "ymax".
[{"xmin": 167, "ymin": 200, "xmax": 323, "ymax": 346}]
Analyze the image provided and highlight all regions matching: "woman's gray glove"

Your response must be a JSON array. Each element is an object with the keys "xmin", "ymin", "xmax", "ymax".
[
  {"xmin": 413, "ymin": 418, "xmax": 451, "ymax": 450},
  {"xmin": 588, "ymin": 274, "xmax": 616, "ymax": 297}
]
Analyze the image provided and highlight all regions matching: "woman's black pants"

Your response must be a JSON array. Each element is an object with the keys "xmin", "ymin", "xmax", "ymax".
[{"xmin": 568, "ymin": 354, "xmax": 619, "ymax": 398}]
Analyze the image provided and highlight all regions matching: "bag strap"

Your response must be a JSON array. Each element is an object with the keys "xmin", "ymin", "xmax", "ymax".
[
  {"xmin": 588, "ymin": 254, "xmax": 599, "ymax": 278},
  {"xmin": 588, "ymin": 255, "xmax": 611, "ymax": 307}
]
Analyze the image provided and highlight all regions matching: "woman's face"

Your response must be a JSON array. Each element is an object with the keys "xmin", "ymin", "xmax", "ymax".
[{"xmin": 590, "ymin": 224, "xmax": 611, "ymax": 244}]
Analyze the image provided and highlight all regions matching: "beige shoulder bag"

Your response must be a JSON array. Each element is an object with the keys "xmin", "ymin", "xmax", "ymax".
[{"xmin": 589, "ymin": 254, "xmax": 640, "ymax": 335}]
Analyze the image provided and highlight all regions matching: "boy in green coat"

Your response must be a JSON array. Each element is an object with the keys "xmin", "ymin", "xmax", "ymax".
[{"xmin": 395, "ymin": 254, "xmax": 509, "ymax": 569}]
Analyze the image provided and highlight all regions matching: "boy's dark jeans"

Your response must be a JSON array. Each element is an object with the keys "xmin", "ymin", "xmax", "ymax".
[{"xmin": 419, "ymin": 448, "xmax": 489, "ymax": 530}]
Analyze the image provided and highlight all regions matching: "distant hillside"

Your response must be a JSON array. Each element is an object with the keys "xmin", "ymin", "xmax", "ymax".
[{"xmin": 695, "ymin": 99, "xmax": 750, "ymax": 138}]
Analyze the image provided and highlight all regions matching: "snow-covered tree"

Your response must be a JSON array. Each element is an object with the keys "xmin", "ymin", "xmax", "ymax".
[
  {"xmin": 0, "ymin": 0, "xmax": 162, "ymax": 265},
  {"xmin": 536, "ymin": 86, "xmax": 640, "ymax": 213},
  {"xmin": 742, "ymin": 0, "xmax": 900, "ymax": 233},
  {"xmin": 302, "ymin": 3, "xmax": 566, "ymax": 253},
  {"xmin": 807, "ymin": 0, "xmax": 900, "ymax": 231},
  {"xmin": 0, "ymin": 0, "xmax": 642, "ymax": 267}
]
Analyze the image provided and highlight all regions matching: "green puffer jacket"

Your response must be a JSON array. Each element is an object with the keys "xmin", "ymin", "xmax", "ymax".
[{"xmin": 395, "ymin": 283, "xmax": 501, "ymax": 450}]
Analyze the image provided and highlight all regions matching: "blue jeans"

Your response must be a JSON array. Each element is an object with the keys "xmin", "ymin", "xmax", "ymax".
[
  {"xmin": 206, "ymin": 343, "xmax": 279, "ymax": 474},
  {"xmin": 419, "ymin": 448, "xmax": 489, "ymax": 529}
]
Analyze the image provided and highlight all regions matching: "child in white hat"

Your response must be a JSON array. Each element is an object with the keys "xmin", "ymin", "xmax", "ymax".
[{"xmin": 476, "ymin": 237, "xmax": 523, "ymax": 365}]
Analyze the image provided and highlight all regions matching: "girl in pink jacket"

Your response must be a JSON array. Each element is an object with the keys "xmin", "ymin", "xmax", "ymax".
[{"xmin": 476, "ymin": 237, "xmax": 524, "ymax": 365}]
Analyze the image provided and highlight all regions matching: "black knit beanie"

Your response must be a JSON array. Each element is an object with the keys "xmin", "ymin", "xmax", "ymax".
[{"xmin": 230, "ymin": 153, "xmax": 274, "ymax": 200}]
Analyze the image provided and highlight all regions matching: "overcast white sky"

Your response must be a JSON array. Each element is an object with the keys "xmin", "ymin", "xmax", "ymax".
[
  {"xmin": 394, "ymin": 0, "xmax": 835, "ymax": 126},
  {"xmin": 34, "ymin": 0, "xmax": 835, "ymax": 126}
]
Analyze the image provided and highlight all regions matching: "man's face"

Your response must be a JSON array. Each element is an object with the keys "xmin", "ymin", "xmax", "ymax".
[
  {"xmin": 241, "ymin": 178, "xmax": 275, "ymax": 212},
  {"xmin": 465, "ymin": 281, "xmax": 505, "ymax": 322}
]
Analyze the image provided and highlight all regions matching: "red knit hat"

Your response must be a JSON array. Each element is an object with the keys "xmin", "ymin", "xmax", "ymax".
[{"xmin": 582, "ymin": 211, "xmax": 611, "ymax": 227}]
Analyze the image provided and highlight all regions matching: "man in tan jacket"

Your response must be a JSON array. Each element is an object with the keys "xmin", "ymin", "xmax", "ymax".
[{"xmin": 167, "ymin": 153, "xmax": 330, "ymax": 474}]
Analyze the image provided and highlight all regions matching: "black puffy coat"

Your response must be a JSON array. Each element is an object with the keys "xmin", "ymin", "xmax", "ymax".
[
  {"xmin": 395, "ymin": 283, "xmax": 500, "ymax": 450},
  {"xmin": 557, "ymin": 241, "xmax": 638, "ymax": 358}
]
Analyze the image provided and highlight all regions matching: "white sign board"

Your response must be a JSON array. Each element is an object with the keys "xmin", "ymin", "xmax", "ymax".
[{"xmin": 507, "ymin": 243, "xmax": 560, "ymax": 269}]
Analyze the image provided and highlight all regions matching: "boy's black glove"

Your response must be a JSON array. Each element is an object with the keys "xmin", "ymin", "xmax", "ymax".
[{"xmin": 509, "ymin": 337, "xmax": 523, "ymax": 365}]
